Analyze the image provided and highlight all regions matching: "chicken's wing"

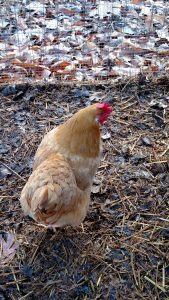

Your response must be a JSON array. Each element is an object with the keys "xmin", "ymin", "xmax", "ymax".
[{"xmin": 20, "ymin": 153, "xmax": 90, "ymax": 227}]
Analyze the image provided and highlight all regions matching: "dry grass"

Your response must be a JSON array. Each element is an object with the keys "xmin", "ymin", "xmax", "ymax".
[{"xmin": 0, "ymin": 76, "xmax": 169, "ymax": 299}]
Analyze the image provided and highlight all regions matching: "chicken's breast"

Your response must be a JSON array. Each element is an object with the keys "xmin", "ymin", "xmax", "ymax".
[
  {"xmin": 20, "ymin": 153, "xmax": 90, "ymax": 227},
  {"xmin": 33, "ymin": 127, "xmax": 101, "ymax": 191}
]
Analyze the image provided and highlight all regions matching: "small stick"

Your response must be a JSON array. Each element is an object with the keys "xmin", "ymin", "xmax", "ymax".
[
  {"xmin": 131, "ymin": 253, "xmax": 139, "ymax": 286},
  {"xmin": 11, "ymin": 267, "xmax": 20, "ymax": 292},
  {"xmin": 162, "ymin": 265, "xmax": 165, "ymax": 288},
  {"xmin": 160, "ymin": 145, "xmax": 169, "ymax": 157},
  {"xmin": 1, "ymin": 162, "xmax": 26, "ymax": 182},
  {"xmin": 120, "ymin": 214, "xmax": 126, "ymax": 235},
  {"xmin": 119, "ymin": 96, "xmax": 135, "ymax": 105},
  {"xmin": 19, "ymin": 291, "xmax": 33, "ymax": 300},
  {"xmin": 121, "ymin": 101, "xmax": 137, "ymax": 111},
  {"xmin": 130, "ymin": 134, "xmax": 141, "ymax": 152},
  {"xmin": 146, "ymin": 160, "xmax": 167, "ymax": 165},
  {"xmin": 115, "ymin": 119, "xmax": 130, "ymax": 126},
  {"xmin": 149, "ymin": 222, "xmax": 157, "ymax": 240},
  {"xmin": 96, "ymin": 274, "xmax": 102, "ymax": 287},
  {"xmin": 29, "ymin": 236, "xmax": 45, "ymax": 265},
  {"xmin": 121, "ymin": 78, "xmax": 133, "ymax": 92},
  {"xmin": 0, "ymin": 195, "xmax": 16, "ymax": 199},
  {"xmin": 144, "ymin": 276, "xmax": 166, "ymax": 292},
  {"xmin": 111, "ymin": 144, "xmax": 121, "ymax": 154},
  {"xmin": 81, "ymin": 223, "xmax": 85, "ymax": 232},
  {"xmin": 158, "ymin": 217, "xmax": 169, "ymax": 223}
]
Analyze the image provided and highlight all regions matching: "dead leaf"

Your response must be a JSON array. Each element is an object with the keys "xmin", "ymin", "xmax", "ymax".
[
  {"xmin": 17, "ymin": 17, "xmax": 27, "ymax": 30},
  {"xmin": 132, "ymin": 0, "xmax": 142, "ymax": 4},
  {"xmin": 0, "ymin": 74, "xmax": 11, "ymax": 84},
  {"xmin": 114, "ymin": 58, "xmax": 127, "ymax": 66},
  {"xmin": 145, "ymin": 16, "xmax": 153, "ymax": 31},
  {"xmin": 102, "ymin": 132, "xmax": 111, "ymax": 140},
  {"xmin": 150, "ymin": 65, "xmax": 159, "ymax": 72},
  {"xmin": 91, "ymin": 185, "xmax": 101, "ymax": 194},
  {"xmin": 79, "ymin": 58, "xmax": 92, "ymax": 67},
  {"xmin": 30, "ymin": 46, "xmax": 41, "ymax": 51},
  {"xmin": 51, "ymin": 61, "xmax": 71, "ymax": 72},
  {"xmin": 59, "ymin": 8, "xmax": 75, "ymax": 16},
  {"xmin": 0, "ymin": 232, "xmax": 19, "ymax": 267},
  {"xmin": 154, "ymin": 14, "xmax": 165, "ymax": 26}
]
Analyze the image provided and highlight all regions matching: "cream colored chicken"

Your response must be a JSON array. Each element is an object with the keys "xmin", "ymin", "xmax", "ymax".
[{"xmin": 20, "ymin": 103, "xmax": 112, "ymax": 228}]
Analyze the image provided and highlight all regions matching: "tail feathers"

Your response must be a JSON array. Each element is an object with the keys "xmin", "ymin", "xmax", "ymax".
[
  {"xmin": 30, "ymin": 185, "xmax": 58, "ymax": 223},
  {"xmin": 37, "ymin": 186, "xmax": 48, "ymax": 210},
  {"xmin": 31, "ymin": 186, "xmax": 50, "ymax": 212}
]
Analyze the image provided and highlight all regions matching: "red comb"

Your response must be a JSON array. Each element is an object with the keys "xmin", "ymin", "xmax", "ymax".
[{"xmin": 97, "ymin": 103, "xmax": 112, "ymax": 112}]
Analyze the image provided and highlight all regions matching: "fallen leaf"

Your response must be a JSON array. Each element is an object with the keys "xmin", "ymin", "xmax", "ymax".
[
  {"xmin": 102, "ymin": 132, "xmax": 111, "ymax": 140},
  {"xmin": 0, "ymin": 232, "xmax": 19, "ymax": 267},
  {"xmin": 141, "ymin": 137, "xmax": 153, "ymax": 146},
  {"xmin": 30, "ymin": 46, "xmax": 41, "ymax": 51},
  {"xmin": 17, "ymin": 17, "xmax": 27, "ymax": 30},
  {"xmin": 91, "ymin": 185, "xmax": 101, "ymax": 194},
  {"xmin": 59, "ymin": 8, "xmax": 76, "ymax": 16},
  {"xmin": 51, "ymin": 61, "xmax": 71, "ymax": 72},
  {"xmin": 114, "ymin": 58, "xmax": 127, "ymax": 66},
  {"xmin": 132, "ymin": 0, "xmax": 142, "ymax": 4},
  {"xmin": 26, "ymin": 1, "xmax": 45, "ymax": 13}
]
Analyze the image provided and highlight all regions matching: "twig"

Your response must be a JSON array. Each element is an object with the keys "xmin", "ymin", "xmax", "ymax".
[
  {"xmin": 111, "ymin": 144, "xmax": 121, "ymax": 155},
  {"xmin": 130, "ymin": 134, "xmax": 142, "ymax": 152},
  {"xmin": 158, "ymin": 217, "xmax": 169, "ymax": 223},
  {"xmin": 19, "ymin": 291, "xmax": 33, "ymax": 300},
  {"xmin": 96, "ymin": 274, "xmax": 102, "ymax": 287},
  {"xmin": 162, "ymin": 265, "xmax": 165, "ymax": 288},
  {"xmin": 29, "ymin": 235, "xmax": 45, "ymax": 265},
  {"xmin": 160, "ymin": 145, "xmax": 169, "ymax": 157},
  {"xmin": 0, "ymin": 162, "xmax": 26, "ymax": 182},
  {"xmin": 121, "ymin": 101, "xmax": 137, "ymax": 111},
  {"xmin": 115, "ymin": 119, "xmax": 130, "ymax": 126},
  {"xmin": 144, "ymin": 276, "xmax": 166, "ymax": 292},
  {"xmin": 11, "ymin": 267, "xmax": 20, "ymax": 292},
  {"xmin": 5, "ymin": 279, "xmax": 25, "ymax": 286},
  {"xmin": 120, "ymin": 78, "xmax": 133, "ymax": 92},
  {"xmin": 146, "ymin": 160, "xmax": 168, "ymax": 165},
  {"xmin": 131, "ymin": 253, "xmax": 139, "ymax": 286}
]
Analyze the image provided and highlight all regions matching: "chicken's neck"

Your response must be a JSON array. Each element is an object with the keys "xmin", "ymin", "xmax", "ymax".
[{"xmin": 55, "ymin": 118, "xmax": 100, "ymax": 158}]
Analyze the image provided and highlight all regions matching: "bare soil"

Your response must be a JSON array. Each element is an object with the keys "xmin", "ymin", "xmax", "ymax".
[{"xmin": 0, "ymin": 77, "xmax": 169, "ymax": 299}]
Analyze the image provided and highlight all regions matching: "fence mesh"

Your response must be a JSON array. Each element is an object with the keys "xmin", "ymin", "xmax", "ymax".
[{"xmin": 0, "ymin": 0, "xmax": 168, "ymax": 84}]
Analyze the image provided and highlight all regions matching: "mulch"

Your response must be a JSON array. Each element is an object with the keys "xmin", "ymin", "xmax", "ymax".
[{"xmin": 0, "ymin": 76, "xmax": 169, "ymax": 299}]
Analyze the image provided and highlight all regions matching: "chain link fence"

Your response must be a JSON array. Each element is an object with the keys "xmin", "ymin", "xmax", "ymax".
[{"xmin": 0, "ymin": 0, "xmax": 168, "ymax": 84}]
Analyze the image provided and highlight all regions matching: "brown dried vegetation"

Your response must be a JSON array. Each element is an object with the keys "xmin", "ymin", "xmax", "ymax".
[{"xmin": 0, "ymin": 76, "xmax": 169, "ymax": 299}]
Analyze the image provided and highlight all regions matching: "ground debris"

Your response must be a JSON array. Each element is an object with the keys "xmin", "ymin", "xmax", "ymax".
[{"xmin": 0, "ymin": 77, "xmax": 169, "ymax": 299}]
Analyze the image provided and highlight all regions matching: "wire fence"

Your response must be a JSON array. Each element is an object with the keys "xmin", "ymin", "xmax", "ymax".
[{"xmin": 0, "ymin": 0, "xmax": 168, "ymax": 85}]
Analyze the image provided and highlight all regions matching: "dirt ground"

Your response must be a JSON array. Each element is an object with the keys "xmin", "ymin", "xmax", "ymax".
[{"xmin": 0, "ymin": 77, "xmax": 169, "ymax": 299}]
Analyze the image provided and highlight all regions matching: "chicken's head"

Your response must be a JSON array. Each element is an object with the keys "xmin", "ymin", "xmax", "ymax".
[{"xmin": 71, "ymin": 102, "xmax": 112, "ymax": 128}]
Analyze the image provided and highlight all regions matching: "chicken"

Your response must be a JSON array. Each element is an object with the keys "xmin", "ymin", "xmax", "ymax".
[{"xmin": 20, "ymin": 103, "xmax": 112, "ymax": 228}]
